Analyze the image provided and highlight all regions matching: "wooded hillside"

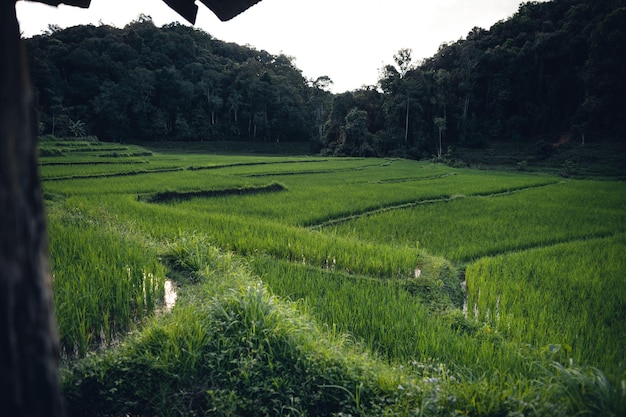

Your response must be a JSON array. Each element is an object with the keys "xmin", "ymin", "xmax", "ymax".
[
  {"xmin": 26, "ymin": 0, "xmax": 626, "ymax": 158},
  {"xmin": 26, "ymin": 15, "xmax": 329, "ymax": 143}
]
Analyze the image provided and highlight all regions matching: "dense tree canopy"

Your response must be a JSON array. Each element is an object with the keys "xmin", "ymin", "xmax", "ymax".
[
  {"xmin": 26, "ymin": 17, "xmax": 331, "ymax": 143},
  {"xmin": 320, "ymin": 0, "xmax": 626, "ymax": 157},
  {"xmin": 27, "ymin": 0, "xmax": 626, "ymax": 157}
]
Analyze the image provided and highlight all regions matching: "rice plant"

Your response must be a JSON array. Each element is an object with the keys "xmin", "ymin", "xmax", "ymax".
[
  {"xmin": 465, "ymin": 234, "xmax": 626, "ymax": 382},
  {"xmin": 329, "ymin": 179, "xmax": 625, "ymax": 262},
  {"xmin": 48, "ymin": 207, "xmax": 166, "ymax": 357},
  {"xmin": 43, "ymin": 141, "xmax": 626, "ymax": 415},
  {"xmin": 61, "ymin": 235, "xmax": 422, "ymax": 417}
]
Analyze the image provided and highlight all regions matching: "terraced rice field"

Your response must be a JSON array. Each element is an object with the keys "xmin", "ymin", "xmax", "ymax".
[{"xmin": 40, "ymin": 140, "xmax": 626, "ymax": 410}]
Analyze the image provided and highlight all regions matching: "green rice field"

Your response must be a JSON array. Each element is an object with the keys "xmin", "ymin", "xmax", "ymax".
[{"xmin": 40, "ymin": 139, "xmax": 626, "ymax": 416}]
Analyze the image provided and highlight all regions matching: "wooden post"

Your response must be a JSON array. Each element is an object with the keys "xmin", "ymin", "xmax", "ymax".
[{"xmin": 0, "ymin": 2, "xmax": 64, "ymax": 416}]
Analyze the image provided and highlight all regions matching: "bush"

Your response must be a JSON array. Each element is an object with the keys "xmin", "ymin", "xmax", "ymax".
[
  {"xmin": 38, "ymin": 147, "xmax": 64, "ymax": 157},
  {"xmin": 38, "ymin": 134, "xmax": 61, "ymax": 142}
]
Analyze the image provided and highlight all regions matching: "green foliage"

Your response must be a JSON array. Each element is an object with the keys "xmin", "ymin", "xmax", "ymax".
[
  {"xmin": 331, "ymin": 180, "xmax": 625, "ymax": 262},
  {"xmin": 323, "ymin": 0, "xmax": 626, "ymax": 160},
  {"xmin": 38, "ymin": 147, "xmax": 64, "ymax": 157},
  {"xmin": 68, "ymin": 119, "xmax": 86, "ymax": 137},
  {"xmin": 28, "ymin": 0, "xmax": 626, "ymax": 166},
  {"xmin": 26, "ymin": 21, "xmax": 324, "ymax": 143},
  {"xmin": 60, "ymin": 233, "xmax": 626, "ymax": 417}
]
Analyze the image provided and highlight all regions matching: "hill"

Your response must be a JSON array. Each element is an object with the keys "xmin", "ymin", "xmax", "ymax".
[
  {"xmin": 26, "ymin": 0, "xmax": 626, "ymax": 166},
  {"xmin": 320, "ymin": 0, "xmax": 626, "ymax": 161},
  {"xmin": 26, "ymin": 16, "xmax": 328, "ymax": 144}
]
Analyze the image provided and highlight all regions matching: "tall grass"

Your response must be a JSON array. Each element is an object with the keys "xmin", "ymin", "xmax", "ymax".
[
  {"xmin": 173, "ymin": 164, "xmax": 558, "ymax": 226},
  {"xmin": 43, "ymin": 141, "xmax": 626, "ymax": 415},
  {"xmin": 48, "ymin": 208, "xmax": 166, "ymax": 357},
  {"xmin": 62, "ymin": 235, "xmax": 625, "ymax": 416},
  {"xmin": 466, "ymin": 234, "xmax": 626, "ymax": 382},
  {"xmin": 251, "ymin": 256, "xmax": 526, "ymax": 372},
  {"xmin": 61, "ymin": 235, "xmax": 421, "ymax": 417},
  {"xmin": 78, "ymin": 194, "xmax": 441, "ymax": 281},
  {"xmin": 329, "ymin": 180, "xmax": 626, "ymax": 262}
]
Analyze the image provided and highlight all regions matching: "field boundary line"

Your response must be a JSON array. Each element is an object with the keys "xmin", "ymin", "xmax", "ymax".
[
  {"xmin": 470, "ymin": 180, "xmax": 563, "ymax": 198},
  {"xmin": 188, "ymin": 159, "xmax": 329, "ymax": 171},
  {"xmin": 55, "ymin": 146, "xmax": 130, "ymax": 153},
  {"xmin": 308, "ymin": 195, "xmax": 462, "ymax": 229},
  {"xmin": 365, "ymin": 172, "xmax": 456, "ymax": 184},
  {"xmin": 239, "ymin": 161, "xmax": 392, "ymax": 178},
  {"xmin": 42, "ymin": 167, "xmax": 184, "ymax": 181},
  {"xmin": 308, "ymin": 181, "xmax": 561, "ymax": 230},
  {"xmin": 139, "ymin": 182, "xmax": 286, "ymax": 203},
  {"xmin": 41, "ymin": 159, "xmax": 331, "ymax": 181},
  {"xmin": 459, "ymin": 230, "xmax": 621, "ymax": 264},
  {"xmin": 39, "ymin": 160, "xmax": 149, "ymax": 166}
]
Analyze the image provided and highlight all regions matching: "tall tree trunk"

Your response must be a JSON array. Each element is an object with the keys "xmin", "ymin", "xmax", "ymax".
[
  {"xmin": 0, "ymin": 3, "xmax": 64, "ymax": 417},
  {"xmin": 404, "ymin": 94, "xmax": 410, "ymax": 143},
  {"xmin": 460, "ymin": 95, "xmax": 469, "ymax": 142},
  {"xmin": 438, "ymin": 128, "xmax": 442, "ymax": 158},
  {"xmin": 316, "ymin": 104, "xmax": 324, "ymax": 142}
]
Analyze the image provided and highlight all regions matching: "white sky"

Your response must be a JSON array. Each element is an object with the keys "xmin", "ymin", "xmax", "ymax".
[{"xmin": 16, "ymin": 0, "xmax": 540, "ymax": 93}]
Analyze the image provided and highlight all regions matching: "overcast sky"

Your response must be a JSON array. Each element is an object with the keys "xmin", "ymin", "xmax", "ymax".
[{"xmin": 16, "ymin": 0, "xmax": 540, "ymax": 93}]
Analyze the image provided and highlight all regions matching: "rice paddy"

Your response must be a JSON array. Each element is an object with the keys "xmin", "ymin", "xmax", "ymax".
[{"xmin": 42, "ymin": 139, "xmax": 626, "ymax": 415}]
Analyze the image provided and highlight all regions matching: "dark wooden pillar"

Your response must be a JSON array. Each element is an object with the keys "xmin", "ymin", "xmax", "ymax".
[{"xmin": 0, "ymin": 2, "xmax": 64, "ymax": 416}]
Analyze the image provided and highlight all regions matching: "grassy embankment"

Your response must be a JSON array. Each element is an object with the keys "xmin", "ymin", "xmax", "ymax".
[{"xmin": 40, "ymin": 139, "xmax": 626, "ymax": 416}]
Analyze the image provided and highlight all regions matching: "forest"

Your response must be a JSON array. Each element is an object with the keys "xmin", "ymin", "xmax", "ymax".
[{"xmin": 25, "ymin": 0, "xmax": 626, "ymax": 158}]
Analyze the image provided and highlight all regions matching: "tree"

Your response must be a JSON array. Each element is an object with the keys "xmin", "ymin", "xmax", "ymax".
[
  {"xmin": 321, "ymin": 92, "xmax": 357, "ymax": 155},
  {"xmin": 379, "ymin": 49, "xmax": 426, "ymax": 152},
  {"xmin": 27, "ymin": 6, "xmax": 325, "ymax": 145},
  {"xmin": 1, "ymin": 3, "xmax": 72, "ymax": 416},
  {"xmin": 200, "ymin": 69, "xmax": 224, "ymax": 126},
  {"xmin": 309, "ymin": 75, "xmax": 333, "ymax": 144},
  {"xmin": 336, "ymin": 107, "xmax": 371, "ymax": 157},
  {"xmin": 434, "ymin": 116, "xmax": 447, "ymax": 158},
  {"xmin": 68, "ymin": 118, "xmax": 86, "ymax": 137},
  {"xmin": 393, "ymin": 48, "xmax": 414, "ymax": 144},
  {"xmin": 571, "ymin": 122, "xmax": 588, "ymax": 147}
]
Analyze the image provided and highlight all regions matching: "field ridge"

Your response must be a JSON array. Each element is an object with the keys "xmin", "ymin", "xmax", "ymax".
[
  {"xmin": 42, "ymin": 159, "xmax": 331, "ymax": 181},
  {"xmin": 239, "ymin": 161, "xmax": 391, "ymax": 177},
  {"xmin": 188, "ymin": 159, "xmax": 328, "ymax": 171},
  {"xmin": 368, "ymin": 172, "xmax": 456, "ymax": 184},
  {"xmin": 39, "ymin": 160, "xmax": 149, "ymax": 166},
  {"xmin": 43, "ymin": 167, "xmax": 184, "ymax": 181},
  {"xmin": 459, "ymin": 230, "xmax": 622, "ymax": 263},
  {"xmin": 141, "ymin": 182, "xmax": 286, "ymax": 203},
  {"xmin": 309, "ymin": 181, "xmax": 560, "ymax": 229}
]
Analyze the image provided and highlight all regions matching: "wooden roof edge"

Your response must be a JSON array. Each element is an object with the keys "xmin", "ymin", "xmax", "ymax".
[{"xmin": 24, "ymin": 0, "xmax": 263, "ymax": 24}]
